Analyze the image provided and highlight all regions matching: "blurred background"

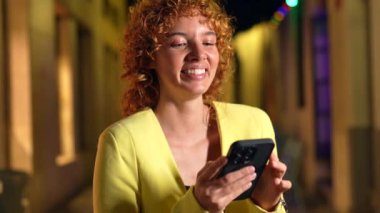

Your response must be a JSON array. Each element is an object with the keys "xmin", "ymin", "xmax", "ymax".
[{"xmin": 0, "ymin": 0, "xmax": 379, "ymax": 212}]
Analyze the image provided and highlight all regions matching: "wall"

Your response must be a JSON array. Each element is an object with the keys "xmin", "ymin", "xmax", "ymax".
[
  {"xmin": 27, "ymin": 0, "xmax": 126, "ymax": 210},
  {"xmin": 7, "ymin": 0, "xmax": 33, "ymax": 173},
  {"xmin": 233, "ymin": 24, "xmax": 270, "ymax": 108},
  {"xmin": 0, "ymin": 0, "xmax": 6, "ymax": 168},
  {"xmin": 295, "ymin": 0, "xmax": 317, "ymax": 195},
  {"xmin": 327, "ymin": 0, "xmax": 373, "ymax": 212},
  {"xmin": 275, "ymin": 1, "xmax": 317, "ymax": 196},
  {"xmin": 2, "ymin": 0, "xmax": 127, "ymax": 211},
  {"xmin": 370, "ymin": 0, "xmax": 380, "ymax": 211},
  {"xmin": 274, "ymin": 0, "xmax": 378, "ymax": 211}
]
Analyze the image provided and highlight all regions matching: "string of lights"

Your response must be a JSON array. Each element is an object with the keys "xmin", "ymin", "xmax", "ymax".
[{"xmin": 270, "ymin": 0, "xmax": 298, "ymax": 28}]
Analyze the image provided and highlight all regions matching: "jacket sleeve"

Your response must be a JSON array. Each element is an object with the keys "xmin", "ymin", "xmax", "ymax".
[
  {"xmin": 257, "ymin": 108, "xmax": 277, "ymax": 154},
  {"xmin": 242, "ymin": 199, "xmax": 287, "ymax": 213},
  {"xmin": 93, "ymin": 128, "xmax": 140, "ymax": 213},
  {"xmin": 171, "ymin": 186, "xmax": 208, "ymax": 213}
]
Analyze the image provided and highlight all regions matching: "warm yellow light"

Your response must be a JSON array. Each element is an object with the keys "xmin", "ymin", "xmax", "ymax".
[
  {"xmin": 55, "ymin": 19, "xmax": 76, "ymax": 166},
  {"xmin": 56, "ymin": 56, "xmax": 76, "ymax": 165},
  {"xmin": 8, "ymin": 0, "xmax": 33, "ymax": 173},
  {"xmin": 233, "ymin": 24, "xmax": 270, "ymax": 107}
]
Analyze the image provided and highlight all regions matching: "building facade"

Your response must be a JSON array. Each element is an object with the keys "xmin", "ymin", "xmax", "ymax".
[{"xmin": 0, "ymin": 0, "xmax": 127, "ymax": 211}]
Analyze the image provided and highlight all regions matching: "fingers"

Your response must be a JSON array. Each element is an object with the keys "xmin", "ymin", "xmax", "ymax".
[
  {"xmin": 269, "ymin": 152, "xmax": 279, "ymax": 161},
  {"xmin": 268, "ymin": 155, "xmax": 287, "ymax": 178},
  {"xmin": 274, "ymin": 176, "xmax": 291, "ymax": 189},
  {"xmin": 197, "ymin": 157, "xmax": 227, "ymax": 182},
  {"xmin": 251, "ymin": 156, "xmax": 292, "ymax": 211},
  {"xmin": 268, "ymin": 153, "xmax": 287, "ymax": 178},
  {"xmin": 268, "ymin": 156, "xmax": 292, "ymax": 191},
  {"xmin": 218, "ymin": 166, "xmax": 255, "ymax": 183},
  {"xmin": 217, "ymin": 165, "xmax": 255, "ymax": 188},
  {"xmin": 280, "ymin": 180, "xmax": 292, "ymax": 190},
  {"xmin": 194, "ymin": 162, "xmax": 257, "ymax": 211},
  {"xmin": 216, "ymin": 166, "xmax": 256, "ymax": 199}
]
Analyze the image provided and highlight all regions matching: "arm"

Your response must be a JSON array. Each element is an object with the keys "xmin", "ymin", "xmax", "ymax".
[
  {"xmin": 249, "ymin": 109, "xmax": 291, "ymax": 212},
  {"xmin": 93, "ymin": 129, "xmax": 139, "ymax": 213}
]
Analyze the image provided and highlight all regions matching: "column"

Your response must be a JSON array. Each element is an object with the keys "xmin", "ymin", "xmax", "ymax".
[
  {"xmin": 7, "ymin": 0, "xmax": 34, "ymax": 173},
  {"xmin": 327, "ymin": 0, "xmax": 372, "ymax": 212}
]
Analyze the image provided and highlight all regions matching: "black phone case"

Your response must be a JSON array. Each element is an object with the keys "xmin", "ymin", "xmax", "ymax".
[{"xmin": 218, "ymin": 138, "xmax": 275, "ymax": 200}]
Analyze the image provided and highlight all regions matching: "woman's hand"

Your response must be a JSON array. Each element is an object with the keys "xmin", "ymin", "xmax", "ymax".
[
  {"xmin": 251, "ymin": 153, "xmax": 292, "ymax": 211},
  {"xmin": 193, "ymin": 156, "xmax": 256, "ymax": 212}
]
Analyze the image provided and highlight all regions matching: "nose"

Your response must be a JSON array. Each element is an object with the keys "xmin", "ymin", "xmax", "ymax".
[{"xmin": 186, "ymin": 42, "xmax": 207, "ymax": 61}]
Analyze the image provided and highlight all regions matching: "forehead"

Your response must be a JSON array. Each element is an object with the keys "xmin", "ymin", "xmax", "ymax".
[{"xmin": 169, "ymin": 15, "xmax": 214, "ymax": 32}]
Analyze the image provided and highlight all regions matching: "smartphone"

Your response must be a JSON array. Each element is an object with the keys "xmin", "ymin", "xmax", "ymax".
[{"xmin": 218, "ymin": 138, "xmax": 275, "ymax": 200}]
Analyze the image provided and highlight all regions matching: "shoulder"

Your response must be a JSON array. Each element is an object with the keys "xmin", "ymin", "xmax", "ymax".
[
  {"xmin": 213, "ymin": 101, "xmax": 275, "ymax": 139},
  {"xmin": 98, "ymin": 108, "xmax": 155, "ymax": 149},
  {"xmin": 102, "ymin": 108, "xmax": 154, "ymax": 136},
  {"xmin": 213, "ymin": 101, "xmax": 271, "ymax": 122}
]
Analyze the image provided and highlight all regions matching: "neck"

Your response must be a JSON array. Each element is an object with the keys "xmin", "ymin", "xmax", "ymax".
[
  {"xmin": 154, "ymin": 97, "xmax": 211, "ymax": 144},
  {"xmin": 155, "ymin": 97, "xmax": 209, "ymax": 127}
]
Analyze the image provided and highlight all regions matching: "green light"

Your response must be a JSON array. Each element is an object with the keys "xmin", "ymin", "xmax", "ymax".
[{"xmin": 286, "ymin": 0, "xmax": 298, "ymax": 7}]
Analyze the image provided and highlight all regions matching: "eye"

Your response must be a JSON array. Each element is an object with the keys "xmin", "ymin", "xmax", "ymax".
[
  {"xmin": 203, "ymin": 41, "xmax": 216, "ymax": 46},
  {"xmin": 170, "ymin": 42, "xmax": 187, "ymax": 48}
]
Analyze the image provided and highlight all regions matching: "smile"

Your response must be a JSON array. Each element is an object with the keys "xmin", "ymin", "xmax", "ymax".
[{"xmin": 182, "ymin": 69, "xmax": 207, "ymax": 75}]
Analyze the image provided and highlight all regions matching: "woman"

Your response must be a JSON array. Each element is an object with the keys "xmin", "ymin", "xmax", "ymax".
[{"xmin": 93, "ymin": 0, "xmax": 291, "ymax": 212}]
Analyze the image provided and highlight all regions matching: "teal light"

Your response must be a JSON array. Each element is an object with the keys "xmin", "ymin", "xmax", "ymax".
[{"xmin": 286, "ymin": 0, "xmax": 298, "ymax": 7}]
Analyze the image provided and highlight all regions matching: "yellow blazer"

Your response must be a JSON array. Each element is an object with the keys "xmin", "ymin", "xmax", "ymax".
[{"xmin": 93, "ymin": 102, "xmax": 286, "ymax": 213}]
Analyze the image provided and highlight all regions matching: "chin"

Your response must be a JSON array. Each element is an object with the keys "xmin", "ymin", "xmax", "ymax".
[{"xmin": 188, "ymin": 84, "xmax": 211, "ymax": 93}]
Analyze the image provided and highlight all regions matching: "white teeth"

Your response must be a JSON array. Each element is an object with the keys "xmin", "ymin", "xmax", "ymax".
[{"xmin": 183, "ymin": 69, "xmax": 206, "ymax": 74}]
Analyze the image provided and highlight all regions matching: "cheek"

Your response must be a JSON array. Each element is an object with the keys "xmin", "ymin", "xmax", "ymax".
[
  {"xmin": 155, "ymin": 52, "xmax": 178, "ymax": 71},
  {"xmin": 161, "ymin": 51, "xmax": 185, "ymax": 66},
  {"xmin": 210, "ymin": 51, "xmax": 220, "ymax": 67},
  {"xmin": 209, "ymin": 48, "xmax": 219, "ymax": 59}
]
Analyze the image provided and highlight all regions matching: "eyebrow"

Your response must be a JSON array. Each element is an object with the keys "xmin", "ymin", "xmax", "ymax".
[{"xmin": 167, "ymin": 31, "xmax": 217, "ymax": 38}]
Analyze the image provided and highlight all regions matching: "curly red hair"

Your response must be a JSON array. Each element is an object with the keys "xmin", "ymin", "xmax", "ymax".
[{"xmin": 122, "ymin": 0, "xmax": 234, "ymax": 116}]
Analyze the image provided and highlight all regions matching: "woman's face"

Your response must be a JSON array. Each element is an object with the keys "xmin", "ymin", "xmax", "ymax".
[{"xmin": 152, "ymin": 15, "xmax": 219, "ymax": 102}]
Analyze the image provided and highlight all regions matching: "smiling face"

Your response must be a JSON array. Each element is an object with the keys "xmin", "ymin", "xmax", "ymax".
[{"xmin": 152, "ymin": 15, "xmax": 220, "ymax": 103}]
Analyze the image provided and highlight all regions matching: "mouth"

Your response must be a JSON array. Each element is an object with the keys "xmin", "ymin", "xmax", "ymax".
[
  {"xmin": 181, "ymin": 68, "xmax": 208, "ymax": 80},
  {"xmin": 181, "ymin": 68, "xmax": 207, "ymax": 75}
]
